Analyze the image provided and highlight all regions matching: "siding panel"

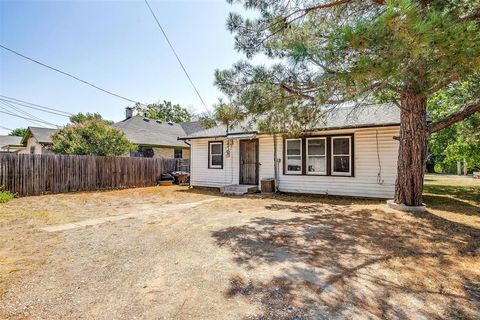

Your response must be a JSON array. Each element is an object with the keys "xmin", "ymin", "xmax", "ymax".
[{"xmin": 190, "ymin": 126, "xmax": 400, "ymax": 198}]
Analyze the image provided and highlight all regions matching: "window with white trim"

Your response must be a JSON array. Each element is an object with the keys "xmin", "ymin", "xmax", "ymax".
[
  {"xmin": 307, "ymin": 137, "xmax": 326, "ymax": 175},
  {"xmin": 209, "ymin": 141, "xmax": 223, "ymax": 169},
  {"xmin": 285, "ymin": 139, "xmax": 302, "ymax": 173},
  {"xmin": 331, "ymin": 136, "xmax": 352, "ymax": 175}
]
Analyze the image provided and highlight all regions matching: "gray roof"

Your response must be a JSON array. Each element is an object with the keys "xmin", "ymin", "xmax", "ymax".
[
  {"xmin": 112, "ymin": 116, "xmax": 205, "ymax": 148},
  {"xmin": 23, "ymin": 127, "xmax": 59, "ymax": 144},
  {"xmin": 0, "ymin": 136, "xmax": 23, "ymax": 149},
  {"xmin": 180, "ymin": 103, "xmax": 400, "ymax": 139}
]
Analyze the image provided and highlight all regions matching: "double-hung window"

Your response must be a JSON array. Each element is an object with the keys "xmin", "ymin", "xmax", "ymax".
[
  {"xmin": 209, "ymin": 141, "xmax": 223, "ymax": 169},
  {"xmin": 331, "ymin": 136, "xmax": 352, "ymax": 176},
  {"xmin": 306, "ymin": 138, "xmax": 327, "ymax": 175},
  {"xmin": 285, "ymin": 139, "xmax": 302, "ymax": 173}
]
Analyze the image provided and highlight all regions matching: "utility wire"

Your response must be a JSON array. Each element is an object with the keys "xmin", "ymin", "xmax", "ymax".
[
  {"xmin": 0, "ymin": 107, "xmax": 48, "ymax": 128},
  {"xmin": 0, "ymin": 95, "xmax": 73, "ymax": 116},
  {"xmin": 144, "ymin": 0, "xmax": 211, "ymax": 115},
  {"xmin": 1, "ymin": 100, "xmax": 53, "ymax": 125},
  {"xmin": 0, "ymin": 125, "xmax": 13, "ymax": 131},
  {"xmin": 0, "ymin": 97, "xmax": 71, "ymax": 118},
  {"xmin": 0, "ymin": 44, "xmax": 146, "ymax": 106},
  {"xmin": 0, "ymin": 104, "xmax": 59, "ymax": 127}
]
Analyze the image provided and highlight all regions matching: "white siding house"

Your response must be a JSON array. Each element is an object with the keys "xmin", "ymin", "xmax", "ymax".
[{"xmin": 181, "ymin": 104, "xmax": 401, "ymax": 199}]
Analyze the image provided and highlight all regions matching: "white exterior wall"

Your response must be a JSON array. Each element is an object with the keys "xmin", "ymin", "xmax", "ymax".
[{"xmin": 190, "ymin": 126, "xmax": 400, "ymax": 198}]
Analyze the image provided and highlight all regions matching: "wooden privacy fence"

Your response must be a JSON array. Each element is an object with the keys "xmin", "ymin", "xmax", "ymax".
[{"xmin": 0, "ymin": 154, "xmax": 190, "ymax": 196}]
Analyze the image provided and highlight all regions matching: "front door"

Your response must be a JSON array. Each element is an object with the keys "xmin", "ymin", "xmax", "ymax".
[{"xmin": 239, "ymin": 139, "xmax": 259, "ymax": 185}]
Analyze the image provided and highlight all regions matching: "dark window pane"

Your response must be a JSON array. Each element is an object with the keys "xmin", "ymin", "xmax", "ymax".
[
  {"xmin": 308, "ymin": 156, "xmax": 326, "ymax": 173},
  {"xmin": 211, "ymin": 155, "xmax": 222, "ymax": 166},
  {"xmin": 286, "ymin": 140, "xmax": 301, "ymax": 155},
  {"xmin": 333, "ymin": 138, "xmax": 350, "ymax": 154},
  {"xmin": 174, "ymin": 149, "xmax": 182, "ymax": 159},
  {"xmin": 211, "ymin": 143, "xmax": 222, "ymax": 155},
  {"xmin": 308, "ymin": 139, "xmax": 325, "ymax": 156},
  {"xmin": 333, "ymin": 156, "xmax": 350, "ymax": 173},
  {"xmin": 287, "ymin": 156, "xmax": 301, "ymax": 171}
]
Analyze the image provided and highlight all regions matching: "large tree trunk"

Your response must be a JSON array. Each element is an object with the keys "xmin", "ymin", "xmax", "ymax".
[{"xmin": 394, "ymin": 94, "xmax": 428, "ymax": 206}]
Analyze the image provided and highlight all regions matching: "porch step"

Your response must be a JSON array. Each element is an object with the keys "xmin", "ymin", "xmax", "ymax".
[{"xmin": 220, "ymin": 184, "xmax": 258, "ymax": 195}]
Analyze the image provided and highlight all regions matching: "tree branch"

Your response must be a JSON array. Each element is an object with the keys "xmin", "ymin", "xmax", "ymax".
[
  {"xmin": 428, "ymin": 100, "xmax": 480, "ymax": 134},
  {"xmin": 280, "ymin": 84, "xmax": 316, "ymax": 100},
  {"xmin": 426, "ymin": 73, "xmax": 459, "ymax": 95}
]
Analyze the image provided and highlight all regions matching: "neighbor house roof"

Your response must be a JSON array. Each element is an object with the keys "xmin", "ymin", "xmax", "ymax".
[
  {"xmin": 0, "ymin": 136, "xmax": 23, "ymax": 149},
  {"xmin": 111, "ymin": 116, "xmax": 205, "ymax": 148},
  {"xmin": 21, "ymin": 127, "xmax": 59, "ymax": 145},
  {"xmin": 179, "ymin": 103, "xmax": 401, "ymax": 140}
]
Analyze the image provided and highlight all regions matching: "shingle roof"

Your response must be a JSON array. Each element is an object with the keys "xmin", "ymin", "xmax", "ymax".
[
  {"xmin": 0, "ymin": 136, "xmax": 23, "ymax": 149},
  {"xmin": 111, "ymin": 117, "xmax": 205, "ymax": 148},
  {"xmin": 180, "ymin": 103, "xmax": 401, "ymax": 140},
  {"xmin": 22, "ymin": 127, "xmax": 59, "ymax": 144}
]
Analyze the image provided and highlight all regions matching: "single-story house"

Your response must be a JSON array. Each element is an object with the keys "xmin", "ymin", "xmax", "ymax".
[
  {"xmin": 179, "ymin": 103, "xmax": 401, "ymax": 199},
  {"xmin": 112, "ymin": 107, "xmax": 205, "ymax": 159},
  {"xmin": 0, "ymin": 136, "xmax": 25, "ymax": 153},
  {"xmin": 18, "ymin": 127, "xmax": 59, "ymax": 155}
]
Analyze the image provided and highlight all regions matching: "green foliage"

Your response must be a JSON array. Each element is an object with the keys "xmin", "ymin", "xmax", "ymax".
[
  {"xmin": 0, "ymin": 187, "xmax": 14, "ymax": 203},
  {"xmin": 214, "ymin": 100, "xmax": 244, "ymax": 129},
  {"xmin": 433, "ymin": 163, "xmax": 443, "ymax": 174},
  {"xmin": 8, "ymin": 128, "xmax": 27, "ymax": 137},
  {"xmin": 216, "ymin": 0, "xmax": 480, "ymax": 131},
  {"xmin": 51, "ymin": 120, "xmax": 134, "ymax": 156},
  {"xmin": 196, "ymin": 113, "xmax": 217, "ymax": 129},
  {"xmin": 134, "ymin": 101, "xmax": 192, "ymax": 123},
  {"xmin": 427, "ymin": 77, "xmax": 480, "ymax": 172},
  {"xmin": 70, "ymin": 112, "xmax": 113, "ymax": 125}
]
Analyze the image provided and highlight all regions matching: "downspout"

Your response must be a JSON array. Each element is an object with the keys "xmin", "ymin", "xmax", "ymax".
[{"xmin": 273, "ymin": 133, "xmax": 279, "ymax": 192}]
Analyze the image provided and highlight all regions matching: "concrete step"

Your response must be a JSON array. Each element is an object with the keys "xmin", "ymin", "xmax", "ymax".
[{"xmin": 220, "ymin": 184, "xmax": 258, "ymax": 195}]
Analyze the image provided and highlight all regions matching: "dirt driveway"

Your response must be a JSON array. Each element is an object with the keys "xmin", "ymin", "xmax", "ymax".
[{"xmin": 0, "ymin": 186, "xmax": 479, "ymax": 319}]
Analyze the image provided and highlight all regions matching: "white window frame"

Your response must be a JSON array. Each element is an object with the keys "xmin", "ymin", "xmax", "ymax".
[
  {"xmin": 331, "ymin": 136, "xmax": 352, "ymax": 176},
  {"xmin": 209, "ymin": 141, "xmax": 223, "ymax": 169},
  {"xmin": 306, "ymin": 137, "xmax": 327, "ymax": 175},
  {"xmin": 285, "ymin": 138, "xmax": 302, "ymax": 174}
]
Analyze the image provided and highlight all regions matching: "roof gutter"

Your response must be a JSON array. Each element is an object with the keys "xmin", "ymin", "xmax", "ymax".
[{"xmin": 178, "ymin": 122, "xmax": 401, "ymax": 140}]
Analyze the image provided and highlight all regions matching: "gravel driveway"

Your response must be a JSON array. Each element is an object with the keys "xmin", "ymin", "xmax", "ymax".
[{"xmin": 0, "ymin": 186, "xmax": 479, "ymax": 319}]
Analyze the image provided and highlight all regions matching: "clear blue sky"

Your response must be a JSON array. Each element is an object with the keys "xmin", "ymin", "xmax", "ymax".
[{"xmin": 0, "ymin": 0, "xmax": 260, "ymax": 134}]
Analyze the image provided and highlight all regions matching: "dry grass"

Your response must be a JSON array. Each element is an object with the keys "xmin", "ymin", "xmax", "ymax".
[{"xmin": 0, "ymin": 180, "xmax": 479, "ymax": 319}]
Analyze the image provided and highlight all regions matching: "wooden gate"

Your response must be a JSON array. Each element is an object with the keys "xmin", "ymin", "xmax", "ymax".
[{"xmin": 239, "ymin": 139, "xmax": 259, "ymax": 185}]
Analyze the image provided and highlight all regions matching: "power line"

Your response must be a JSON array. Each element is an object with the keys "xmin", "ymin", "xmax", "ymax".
[
  {"xmin": 0, "ymin": 95, "xmax": 73, "ymax": 116},
  {"xmin": 144, "ymin": 0, "xmax": 211, "ymax": 115},
  {"xmin": 0, "ymin": 105, "xmax": 59, "ymax": 128},
  {"xmin": 0, "ymin": 125, "xmax": 13, "ymax": 131},
  {"xmin": 0, "ymin": 97, "xmax": 72, "ymax": 118},
  {"xmin": 1, "ymin": 100, "xmax": 53, "ymax": 125},
  {"xmin": 0, "ymin": 44, "xmax": 146, "ymax": 106}
]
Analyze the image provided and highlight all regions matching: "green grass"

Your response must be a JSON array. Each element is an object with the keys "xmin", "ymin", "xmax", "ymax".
[{"xmin": 423, "ymin": 174, "xmax": 480, "ymax": 217}]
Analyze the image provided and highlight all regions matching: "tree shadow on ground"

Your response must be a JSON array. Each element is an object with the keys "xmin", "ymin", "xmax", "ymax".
[{"xmin": 212, "ymin": 202, "xmax": 480, "ymax": 319}]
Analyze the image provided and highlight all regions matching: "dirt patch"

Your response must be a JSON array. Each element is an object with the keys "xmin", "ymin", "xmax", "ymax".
[{"xmin": 0, "ymin": 185, "xmax": 479, "ymax": 319}]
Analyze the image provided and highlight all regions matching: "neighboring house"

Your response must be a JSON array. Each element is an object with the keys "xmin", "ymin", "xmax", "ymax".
[
  {"xmin": 18, "ymin": 127, "xmax": 59, "ymax": 155},
  {"xmin": 112, "ymin": 107, "xmax": 205, "ymax": 159},
  {"xmin": 0, "ymin": 136, "xmax": 25, "ymax": 153},
  {"xmin": 179, "ymin": 104, "xmax": 401, "ymax": 199}
]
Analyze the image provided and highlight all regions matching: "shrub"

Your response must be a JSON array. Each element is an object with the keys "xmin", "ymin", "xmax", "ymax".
[
  {"xmin": 434, "ymin": 163, "xmax": 444, "ymax": 174},
  {"xmin": 0, "ymin": 190, "xmax": 14, "ymax": 203}
]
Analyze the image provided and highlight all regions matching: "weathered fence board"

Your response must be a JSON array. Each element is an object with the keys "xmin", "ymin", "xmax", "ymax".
[{"xmin": 0, "ymin": 154, "xmax": 189, "ymax": 196}]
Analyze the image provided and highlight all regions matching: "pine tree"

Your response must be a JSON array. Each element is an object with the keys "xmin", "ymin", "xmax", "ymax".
[{"xmin": 215, "ymin": 0, "xmax": 480, "ymax": 206}]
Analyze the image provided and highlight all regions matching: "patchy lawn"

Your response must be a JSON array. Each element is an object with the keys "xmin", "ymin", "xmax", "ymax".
[{"xmin": 0, "ymin": 181, "xmax": 479, "ymax": 319}]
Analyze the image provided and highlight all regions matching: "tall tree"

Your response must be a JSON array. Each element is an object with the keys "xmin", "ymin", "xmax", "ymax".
[
  {"xmin": 69, "ymin": 112, "xmax": 113, "ymax": 125},
  {"xmin": 428, "ymin": 77, "xmax": 480, "ymax": 173},
  {"xmin": 51, "ymin": 120, "xmax": 134, "ymax": 156},
  {"xmin": 8, "ymin": 128, "xmax": 27, "ymax": 137},
  {"xmin": 134, "ymin": 101, "xmax": 193, "ymax": 123},
  {"xmin": 216, "ymin": 0, "xmax": 480, "ymax": 206}
]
